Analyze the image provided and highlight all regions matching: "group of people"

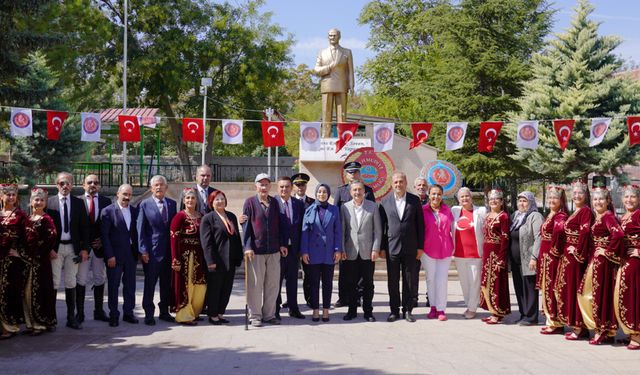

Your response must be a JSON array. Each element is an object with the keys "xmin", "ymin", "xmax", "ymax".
[{"xmin": 0, "ymin": 163, "xmax": 638, "ymax": 351}]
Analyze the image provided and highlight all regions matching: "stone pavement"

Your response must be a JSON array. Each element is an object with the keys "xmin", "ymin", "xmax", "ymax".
[{"xmin": 0, "ymin": 275, "xmax": 638, "ymax": 375}]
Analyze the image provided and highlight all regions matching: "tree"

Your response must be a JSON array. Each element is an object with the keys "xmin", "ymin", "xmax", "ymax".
[
  {"xmin": 5, "ymin": 52, "xmax": 85, "ymax": 184},
  {"xmin": 359, "ymin": 0, "xmax": 553, "ymax": 187},
  {"xmin": 509, "ymin": 0, "xmax": 640, "ymax": 183},
  {"xmin": 41, "ymin": 0, "xmax": 293, "ymax": 178}
]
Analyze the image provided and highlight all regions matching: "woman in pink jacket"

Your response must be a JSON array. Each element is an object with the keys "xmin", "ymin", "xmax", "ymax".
[{"xmin": 421, "ymin": 184, "xmax": 454, "ymax": 321}]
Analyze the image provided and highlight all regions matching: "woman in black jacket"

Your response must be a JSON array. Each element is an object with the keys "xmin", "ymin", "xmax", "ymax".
[{"xmin": 200, "ymin": 190, "xmax": 243, "ymax": 325}]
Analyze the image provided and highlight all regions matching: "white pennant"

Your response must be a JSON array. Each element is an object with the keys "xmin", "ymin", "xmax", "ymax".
[
  {"xmin": 80, "ymin": 112, "xmax": 102, "ymax": 142},
  {"xmin": 516, "ymin": 120, "xmax": 539, "ymax": 149},
  {"xmin": 445, "ymin": 122, "xmax": 468, "ymax": 151},
  {"xmin": 221, "ymin": 119, "xmax": 243, "ymax": 144},
  {"xmin": 138, "ymin": 116, "xmax": 161, "ymax": 128},
  {"xmin": 373, "ymin": 122, "xmax": 394, "ymax": 152},
  {"xmin": 10, "ymin": 108, "xmax": 33, "ymax": 137},
  {"xmin": 300, "ymin": 122, "xmax": 321, "ymax": 151},
  {"xmin": 589, "ymin": 117, "xmax": 611, "ymax": 147}
]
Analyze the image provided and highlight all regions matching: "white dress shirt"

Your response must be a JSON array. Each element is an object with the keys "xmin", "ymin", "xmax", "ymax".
[
  {"xmin": 353, "ymin": 200, "xmax": 364, "ymax": 227},
  {"xmin": 118, "ymin": 202, "xmax": 131, "ymax": 230},
  {"xmin": 85, "ymin": 193, "xmax": 99, "ymax": 222},
  {"xmin": 394, "ymin": 193, "xmax": 406, "ymax": 221}
]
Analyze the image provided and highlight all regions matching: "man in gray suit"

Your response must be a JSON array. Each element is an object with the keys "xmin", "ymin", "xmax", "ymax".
[
  {"xmin": 340, "ymin": 181, "xmax": 382, "ymax": 322},
  {"xmin": 313, "ymin": 28, "xmax": 355, "ymax": 137}
]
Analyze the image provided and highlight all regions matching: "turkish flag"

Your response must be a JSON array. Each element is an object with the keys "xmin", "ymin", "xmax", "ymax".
[
  {"xmin": 118, "ymin": 115, "xmax": 141, "ymax": 142},
  {"xmin": 261, "ymin": 121, "xmax": 285, "ymax": 147},
  {"xmin": 552, "ymin": 119, "xmax": 575, "ymax": 151},
  {"xmin": 627, "ymin": 116, "xmax": 640, "ymax": 147},
  {"xmin": 477, "ymin": 121, "xmax": 503, "ymax": 153},
  {"xmin": 336, "ymin": 122, "xmax": 359, "ymax": 152},
  {"xmin": 409, "ymin": 123, "xmax": 433, "ymax": 150},
  {"xmin": 182, "ymin": 118, "xmax": 204, "ymax": 143},
  {"xmin": 46, "ymin": 111, "xmax": 68, "ymax": 140}
]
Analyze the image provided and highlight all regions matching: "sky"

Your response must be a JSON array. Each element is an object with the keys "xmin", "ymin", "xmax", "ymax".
[{"xmin": 258, "ymin": 0, "xmax": 640, "ymax": 87}]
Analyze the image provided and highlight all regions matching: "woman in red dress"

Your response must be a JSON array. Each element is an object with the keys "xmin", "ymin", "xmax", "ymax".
[
  {"xmin": 480, "ymin": 189, "xmax": 511, "ymax": 324},
  {"xmin": 556, "ymin": 181, "xmax": 593, "ymax": 340},
  {"xmin": 615, "ymin": 185, "xmax": 640, "ymax": 350},
  {"xmin": 577, "ymin": 187, "xmax": 623, "ymax": 345},
  {"xmin": 0, "ymin": 184, "xmax": 28, "ymax": 339},
  {"xmin": 24, "ymin": 188, "xmax": 58, "ymax": 334},
  {"xmin": 170, "ymin": 188, "xmax": 207, "ymax": 325},
  {"xmin": 538, "ymin": 185, "xmax": 568, "ymax": 334}
]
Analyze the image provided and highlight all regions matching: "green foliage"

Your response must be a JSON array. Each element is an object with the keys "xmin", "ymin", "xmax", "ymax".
[
  {"xmin": 509, "ymin": 0, "xmax": 640, "ymax": 183},
  {"xmin": 4, "ymin": 52, "xmax": 85, "ymax": 184},
  {"xmin": 359, "ymin": 0, "xmax": 553, "ymax": 187}
]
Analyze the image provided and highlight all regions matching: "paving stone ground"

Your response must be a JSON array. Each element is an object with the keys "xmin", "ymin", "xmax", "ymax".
[{"xmin": 1, "ymin": 273, "xmax": 638, "ymax": 374}]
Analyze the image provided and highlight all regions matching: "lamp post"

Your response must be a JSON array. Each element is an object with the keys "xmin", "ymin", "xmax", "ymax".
[
  {"xmin": 121, "ymin": 0, "xmax": 128, "ymax": 184},
  {"xmin": 200, "ymin": 77, "xmax": 212, "ymax": 166}
]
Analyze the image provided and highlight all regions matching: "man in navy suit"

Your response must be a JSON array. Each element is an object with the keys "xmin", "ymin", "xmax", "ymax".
[
  {"xmin": 101, "ymin": 184, "xmax": 139, "ymax": 327},
  {"xmin": 275, "ymin": 176, "xmax": 306, "ymax": 320},
  {"xmin": 75, "ymin": 174, "xmax": 112, "ymax": 323},
  {"xmin": 178, "ymin": 165, "xmax": 217, "ymax": 215},
  {"xmin": 137, "ymin": 175, "xmax": 177, "ymax": 325}
]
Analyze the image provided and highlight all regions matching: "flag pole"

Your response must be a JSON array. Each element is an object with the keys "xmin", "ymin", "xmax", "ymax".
[
  {"xmin": 265, "ymin": 108, "xmax": 274, "ymax": 176},
  {"xmin": 121, "ymin": 0, "xmax": 128, "ymax": 184}
]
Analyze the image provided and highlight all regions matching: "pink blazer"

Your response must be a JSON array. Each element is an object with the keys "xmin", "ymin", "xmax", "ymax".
[{"xmin": 423, "ymin": 203, "xmax": 454, "ymax": 259}]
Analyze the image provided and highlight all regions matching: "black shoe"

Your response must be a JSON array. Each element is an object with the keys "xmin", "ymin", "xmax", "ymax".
[
  {"xmin": 94, "ymin": 309, "xmax": 110, "ymax": 322},
  {"xmin": 364, "ymin": 314, "xmax": 376, "ymax": 322},
  {"xmin": 264, "ymin": 318, "xmax": 281, "ymax": 325},
  {"xmin": 219, "ymin": 317, "xmax": 230, "ymax": 324},
  {"xmin": 275, "ymin": 312, "xmax": 282, "ymax": 321},
  {"xmin": 311, "ymin": 317, "xmax": 320, "ymax": 322},
  {"xmin": 387, "ymin": 313, "xmax": 398, "ymax": 322},
  {"xmin": 75, "ymin": 285, "xmax": 86, "ymax": 323},
  {"xmin": 289, "ymin": 310, "xmax": 306, "ymax": 319},
  {"xmin": 123, "ymin": 315, "xmax": 139, "ymax": 324},
  {"xmin": 209, "ymin": 317, "xmax": 223, "ymax": 325},
  {"xmin": 158, "ymin": 314, "xmax": 175, "ymax": 323},
  {"xmin": 343, "ymin": 313, "xmax": 357, "ymax": 321},
  {"xmin": 322, "ymin": 317, "xmax": 330, "ymax": 322},
  {"xmin": 66, "ymin": 318, "xmax": 81, "ymax": 330},
  {"xmin": 109, "ymin": 317, "xmax": 119, "ymax": 327},
  {"xmin": 405, "ymin": 312, "xmax": 416, "ymax": 323},
  {"xmin": 144, "ymin": 317, "xmax": 156, "ymax": 326}
]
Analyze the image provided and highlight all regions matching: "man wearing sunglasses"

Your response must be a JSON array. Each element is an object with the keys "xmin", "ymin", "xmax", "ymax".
[
  {"xmin": 47, "ymin": 172, "xmax": 90, "ymax": 329},
  {"xmin": 75, "ymin": 175, "xmax": 112, "ymax": 324}
]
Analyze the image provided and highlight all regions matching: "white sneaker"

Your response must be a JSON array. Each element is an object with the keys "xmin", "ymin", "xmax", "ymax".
[{"xmin": 251, "ymin": 319, "xmax": 263, "ymax": 327}]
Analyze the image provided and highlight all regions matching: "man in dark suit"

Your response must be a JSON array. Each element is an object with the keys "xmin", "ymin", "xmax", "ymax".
[
  {"xmin": 178, "ymin": 165, "xmax": 217, "ymax": 215},
  {"xmin": 137, "ymin": 175, "xmax": 177, "ymax": 325},
  {"xmin": 275, "ymin": 176, "xmax": 306, "ymax": 320},
  {"xmin": 292, "ymin": 173, "xmax": 314, "ymax": 306},
  {"xmin": 46, "ymin": 172, "xmax": 90, "ymax": 329},
  {"xmin": 333, "ymin": 161, "xmax": 375, "ymax": 308},
  {"xmin": 379, "ymin": 171, "xmax": 424, "ymax": 323},
  {"xmin": 101, "ymin": 184, "xmax": 139, "ymax": 327},
  {"xmin": 413, "ymin": 176, "xmax": 430, "ymax": 308},
  {"xmin": 75, "ymin": 174, "xmax": 112, "ymax": 323}
]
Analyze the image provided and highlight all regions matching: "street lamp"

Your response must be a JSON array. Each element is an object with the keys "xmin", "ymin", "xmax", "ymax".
[{"xmin": 200, "ymin": 77, "xmax": 212, "ymax": 166}]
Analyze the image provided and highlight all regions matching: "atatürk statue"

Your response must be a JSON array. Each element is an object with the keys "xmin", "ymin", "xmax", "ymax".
[{"xmin": 313, "ymin": 28, "xmax": 355, "ymax": 137}]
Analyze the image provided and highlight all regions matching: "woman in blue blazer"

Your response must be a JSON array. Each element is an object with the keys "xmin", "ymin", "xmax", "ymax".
[{"xmin": 301, "ymin": 184, "xmax": 343, "ymax": 322}]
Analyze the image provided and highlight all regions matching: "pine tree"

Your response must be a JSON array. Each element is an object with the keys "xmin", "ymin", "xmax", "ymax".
[
  {"xmin": 6, "ymin": 52, "xmax": 85, "ymax": 185},
  {"xmin": 510, "ymin": 0, "xmax": 640, "ymax": 182}
]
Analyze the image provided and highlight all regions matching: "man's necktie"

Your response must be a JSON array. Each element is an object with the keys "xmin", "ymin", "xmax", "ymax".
[
  {"xmin": 62, "ymin": 197, "xmax": 69, "ymax": 233},
  {"xmin": 285, "ymin": 200, "xmax": 291, "ymax": 225},
  {"xmin": 160, "ymin": 200, "xmax": 168, "ymax": 223},
  {"xmin": 88, "ymin": 195, "xmax": 95, "ymax": 224}
]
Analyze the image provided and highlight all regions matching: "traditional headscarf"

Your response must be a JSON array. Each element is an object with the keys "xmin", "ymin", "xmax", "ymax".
[
  {"xmin": 303, "ymin": 183, "xmax": 332, "ymax": 229},
  {"xmin": 314, "ymin": 183, "xmax": 331, "ymax": 208},
  {"xmin": 510, "ymin": 191, "xmax": 538, "ymax": 232}
]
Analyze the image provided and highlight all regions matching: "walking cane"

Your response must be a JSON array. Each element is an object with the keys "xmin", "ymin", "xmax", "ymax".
[{"xmin": 244, "ymin": 255, "xmax": 249, "ymax": 331}]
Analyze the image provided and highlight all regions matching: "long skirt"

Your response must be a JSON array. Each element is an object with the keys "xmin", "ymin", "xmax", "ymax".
[
  {"xmin": 614, "ymin": 257, "xmax": 640, "ymax": 335},
  {"xmin": 0, "ymin": 256, "xmax": 26, "ymax": 333},
  {"xmin": 577, "ymin": 256, "xmax": 618, "ymax": 336},
  {"xmin": 555, "ymin": 254, "xmax": 587, "ymax": 328},
  {"xmin": 537, "ymin": 251, "xmax": 562, "ymax": 327},
  {"xmin": 480, "ymin": 248, "xmax": 511, "ymax": 317},
  {"xmin": 174, "ymin": 252, "xmax": 206, "ymax": 323},
  {"xmin": 24, "ymin": 258, "xmax": 57, "ymax": 330}
]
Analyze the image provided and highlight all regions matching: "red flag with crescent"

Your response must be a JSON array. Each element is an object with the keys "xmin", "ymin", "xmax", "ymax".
[
  {"xmin": 477, "ymin": 121, "xmax": 503, "ymax": 153},
  {"xmin": 118, "ymin": 115, "xmax": 141, "ymax": 142},
  {"xmin": 336, "ymin": 122, "xmax": 359, "ymax": 152},
  {"xmin": 410, "ymin": 123, "xmax": 433, "ymax": 150},
  {"xmin": 552, "ymin": 119, "xmax": 575, "ymax": 151},
  {"xmin": 182, "ymin": 118, "xmax": 204, "ymax": 143},
  {"xmin": 46, "ymin": 111, "xmax": 68, "ymax": 141},
  {"xmin": 261, "ymin": 121, "xmax": 285, "ymax": 147},
  {"xmin": 627, "ymin": 116, "xmax": 640, "ymax": 147}
]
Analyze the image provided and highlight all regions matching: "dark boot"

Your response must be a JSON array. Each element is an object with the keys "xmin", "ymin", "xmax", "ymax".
[
  {"xmin": 65, "ymin": 288, "xmax": 81, "ymax": 329},
  {"xmin": 93, "ymin": 284, "xmax": 109, "ymax": 322},
  {"xmin": 75, "ymin": 285, "xmax": 86, "ymax": 323}
]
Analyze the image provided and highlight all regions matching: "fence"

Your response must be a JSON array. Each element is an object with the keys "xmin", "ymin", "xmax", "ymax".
[{"xmin": 0, "ymin": 160, "xmax": 296, "ymax": 187}]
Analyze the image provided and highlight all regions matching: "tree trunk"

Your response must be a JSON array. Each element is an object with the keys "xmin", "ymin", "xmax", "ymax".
[{"xmin": 160, "ymin": 95, "xmax": 192, "ymax": 180}]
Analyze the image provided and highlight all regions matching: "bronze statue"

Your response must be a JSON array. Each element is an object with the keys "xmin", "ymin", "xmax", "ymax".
[{"xmin": 313, "ymin": 28, "xmax": 355, "ymax": 137}]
